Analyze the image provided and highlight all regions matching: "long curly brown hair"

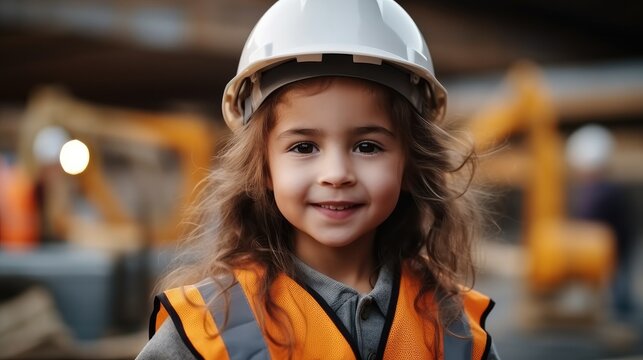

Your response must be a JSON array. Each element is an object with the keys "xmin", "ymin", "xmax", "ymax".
[{"xmin": 158, "ymin": 76, "xmax": 481, "ymax": 355}]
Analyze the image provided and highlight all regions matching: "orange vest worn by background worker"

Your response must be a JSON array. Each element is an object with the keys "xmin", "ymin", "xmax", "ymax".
[{"xmin": 150, "ymin": 263, "xmax": 494, "ymax": 360}]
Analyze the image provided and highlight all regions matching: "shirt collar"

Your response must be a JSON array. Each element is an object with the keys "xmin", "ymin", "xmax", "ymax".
[{"xmin": 293, "ymin": 257, "xmax": 394, "ymax": 314}]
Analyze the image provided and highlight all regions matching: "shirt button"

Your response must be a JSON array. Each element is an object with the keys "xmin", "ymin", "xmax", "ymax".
[{"xmin": 367, "ymin": 352, "xmax": 376, "ymax": 360}]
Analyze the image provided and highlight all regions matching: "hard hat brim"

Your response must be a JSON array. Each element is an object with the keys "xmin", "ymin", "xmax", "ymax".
[{"xmin": 222, "ymin": 49, "xmax": 447, "ymax": 130}]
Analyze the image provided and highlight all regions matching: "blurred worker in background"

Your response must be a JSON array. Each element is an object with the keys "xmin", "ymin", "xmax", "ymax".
[{"xmin": 566, "ymin": 124, "xmax": 636, "ymax": 319}]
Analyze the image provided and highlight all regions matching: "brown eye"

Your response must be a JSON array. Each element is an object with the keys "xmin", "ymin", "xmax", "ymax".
[
  {"xmin": 290, "ymin": 142, "xmax": 317, "ymax": 154},
  {"xmin": 355, "ymin": 141, "xmax": 381, "ymax": 154}
]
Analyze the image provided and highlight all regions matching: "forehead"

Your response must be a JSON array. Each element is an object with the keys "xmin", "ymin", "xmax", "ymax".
[
  {"xmin": 273, "ymin": 78, "xmax": 392, "ymax": 130},
  {"xmin": 274, "ymin": 77, "xmax": 392, "ymax": 122}
]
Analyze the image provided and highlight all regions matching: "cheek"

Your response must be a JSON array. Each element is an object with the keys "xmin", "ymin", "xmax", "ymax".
[
  {"xmin": 361, "ymin": 159, "xmax": 405, "ymax": 200},
  {"xmin": 372, "ymin": 173, "xmax": 404, "ymax": 199},
  {"xmin": 268, "ymin": 158, "xmax": 307, "ymax": 198}
]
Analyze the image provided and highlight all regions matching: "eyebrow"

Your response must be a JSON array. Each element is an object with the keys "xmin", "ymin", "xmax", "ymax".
[
  {"xmin": 276, "ymin": 125, "xmax": 395, "ymax": 140},
  {"xmin": 276, "ymin": 128, "xmax": 321, "ymax": 140},
  {"xmin": 352, "ymin": 126, "xmax": 396, "ymax": 138}
]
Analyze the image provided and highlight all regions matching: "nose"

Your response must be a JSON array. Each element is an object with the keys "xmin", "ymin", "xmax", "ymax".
[{"xmin": 318, "ymin": 150, "xmax": 356, "ymax": 188}]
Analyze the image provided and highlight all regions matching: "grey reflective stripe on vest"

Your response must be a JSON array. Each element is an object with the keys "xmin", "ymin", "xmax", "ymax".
[
  {"xmin": 443, "ymin": 312, "xmax": 473, "ymax": 360},
  {"xmin": 196, "ymin": 280, "xmax": 270, "ymax": 360}
]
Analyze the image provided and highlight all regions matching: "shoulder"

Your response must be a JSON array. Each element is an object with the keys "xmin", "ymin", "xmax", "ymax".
[
  {"xmin": 461, "ymin": 288, "xmax": 495, "ymax": 320},
  {"xmin": 150, "ymin": 275, "xmax": 263, "ymax": 359},
  {"xmin": 137, "ymin": 319, "xmax": 198, "ymax": 360},
  {"xmin": 460, "ymin": 288, "xmax": 498, "ymax": 360},
  {"xmin": 149, "ymin": 279, "xmax": 229, "ymax": 359}
]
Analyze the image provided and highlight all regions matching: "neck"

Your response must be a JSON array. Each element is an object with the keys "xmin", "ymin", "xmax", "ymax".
[{"xmin": 294, "ymin": 234, "xmax": 377, "ymax": 293}]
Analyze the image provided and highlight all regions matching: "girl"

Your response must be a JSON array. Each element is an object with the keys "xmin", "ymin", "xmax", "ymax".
[{"xmin": 138, "ymin": 0, "xmax": 498, "ymax": 359}]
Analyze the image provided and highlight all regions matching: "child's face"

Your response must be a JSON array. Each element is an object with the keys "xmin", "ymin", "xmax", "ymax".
[{"xmin": 267, "ymin": 78, "xmax": 405, "ymax": 253}]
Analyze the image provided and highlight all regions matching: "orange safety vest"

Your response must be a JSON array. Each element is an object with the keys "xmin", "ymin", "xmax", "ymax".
[{"xmin": 150, "ymin": 263, "xmax": 494, "ymax": 359}]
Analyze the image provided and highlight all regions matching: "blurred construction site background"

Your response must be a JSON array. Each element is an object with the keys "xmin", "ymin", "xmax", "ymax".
[{"xmin": 0, "ymin": 1, "xmax": 642, "ymax": 359}]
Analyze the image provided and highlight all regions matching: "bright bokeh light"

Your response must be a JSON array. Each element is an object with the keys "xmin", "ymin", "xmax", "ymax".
[{"xmin": 59, "ymin": 139, "xmax": 90, "ymax": 175}]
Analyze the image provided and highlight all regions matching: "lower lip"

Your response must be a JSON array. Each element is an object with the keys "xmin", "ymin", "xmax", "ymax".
[{"xmin": 313, "ymin": 205, "xmax": 362, "ymax": 220}]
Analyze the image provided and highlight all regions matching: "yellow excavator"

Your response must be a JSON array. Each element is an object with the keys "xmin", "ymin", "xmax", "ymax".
[
  {"xmin": 468, "ymin": 62, "xmax": 615, "ymax": 324},
  {"xmin": 16, "ymin": 87, "xmax": 219, "ymax": 248},
  {"xmin": 0, "ymin": 87, "xmax": 220, "ymax": 357}
]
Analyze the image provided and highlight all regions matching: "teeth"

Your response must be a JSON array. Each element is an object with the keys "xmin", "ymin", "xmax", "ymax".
[{"xmin": 320, "ymin": 204, "xmax": 352, "ymax": 211}]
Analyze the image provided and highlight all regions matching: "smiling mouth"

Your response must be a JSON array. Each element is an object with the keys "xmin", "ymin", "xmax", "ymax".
[
  {"xmin": 313, "ymin": 201, "xmax": 363, "ymax": 210},
  {"xmin": 312, "ymin": 202, "xmax": 362, "ymax": 219},
  {"xmin": 318, "ymin": 204, "xmax": 356, "ymax": 211}
]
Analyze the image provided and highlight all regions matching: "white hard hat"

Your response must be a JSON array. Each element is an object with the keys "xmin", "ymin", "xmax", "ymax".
[
  {"xmin": 566, "ymin": 124, "xmax": 614, "ymax": 172},
  {"xmin": 221, "ymin": 0, "xmax": 447, "ymax": 130}
]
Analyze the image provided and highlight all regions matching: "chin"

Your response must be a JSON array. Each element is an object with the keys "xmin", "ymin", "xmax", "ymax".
[
  {"xmin": 319, "ymin": 239, "xmax": 357, "ymax": 248},
  {"xmin": 314, "ymin": 234, "xmax": 366, "ymax": 249}
]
